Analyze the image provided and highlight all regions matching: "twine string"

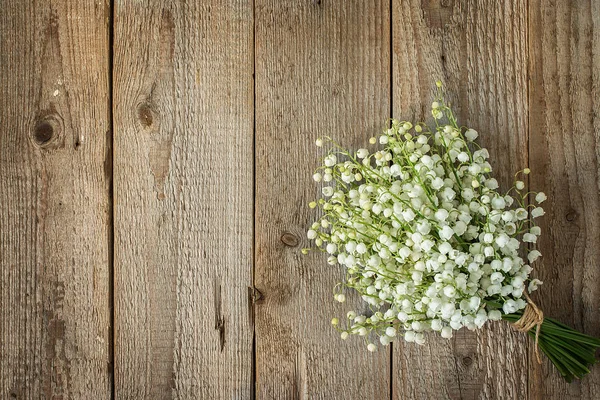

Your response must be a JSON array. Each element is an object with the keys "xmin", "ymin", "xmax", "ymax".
[{"xmin": 512, "ymin": 291, "xmax": 544, "ymax": 364}]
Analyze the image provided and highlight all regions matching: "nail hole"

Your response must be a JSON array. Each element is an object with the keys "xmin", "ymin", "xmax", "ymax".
[
  {"xmin": 280, "ymin": 232, "xmax": 299, "ymax": 247},
  {"xmin": 462, "ymin": 356, "xmax": 473, "ymax": 366},
  {"xmin": 33, "ymin": 122, "xmax": 54, "ymax": 144},
  {"xmin": 565, "ymin": 210, "xmax": 577, "ymax": 222}
]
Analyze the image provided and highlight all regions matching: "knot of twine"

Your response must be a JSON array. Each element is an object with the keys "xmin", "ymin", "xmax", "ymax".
[{"xmin": 512, "ymin": 291, "xmax": 544, "ymax": 364}]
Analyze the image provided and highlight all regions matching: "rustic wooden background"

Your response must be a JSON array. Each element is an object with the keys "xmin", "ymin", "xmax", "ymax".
[{"xmin": 1, "ymin": 0, "xmax": 599, "ymax": 399}]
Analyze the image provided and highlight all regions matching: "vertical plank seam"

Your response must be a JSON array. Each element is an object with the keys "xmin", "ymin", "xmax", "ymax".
[
  {"xmin": 525, "ymin": 0, "xmax": 531, "ymax": 398},
  {"xmin": 108, "ymin": 1, "xmax": 116, "ymax": 399},
  {"xmin": 252, "ymin": 0, "xmax": 257, "ymax": 398},
  {"xmin": 389, "ymin": 0, "xmax": 394, "ymax": 399}
]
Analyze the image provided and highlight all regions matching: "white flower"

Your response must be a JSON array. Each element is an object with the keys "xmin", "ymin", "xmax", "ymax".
[
  {"xmin": 435, "ymin": 208, "xmax": 449, "ymax": 222},
  {"xmin": 453, "ymin": 221, "xmax": 467, "ymax": 236},
  {"xmin": 443, "ymin": 285, "xmax": 456, "ymax": 298},
  {"xmin": 491, "ymin": 197, "xmax": 506, "ymax": 210},
  {"xmin": 535, "ymin": 192, "xmax": 547, "ymax": 203},
  {"xmin": 495, "ymin": 234, "xmax": 509, "ymax": 248},
  {"xmin": 465, "ymin": 129, "xmax": 478, "ymax": 141},
  {"xmin": 356, "ymin": 243, "xmax": 367, "ymax": 254},
  {"xmin": 380, "ymin": 335, "xmax": 391, "ymax": 346},
  {"xmin": 438, "ymin": 242, "xmax": 452, "ymax": 255},
  {"xmin": 488, "ymin": 310, "xmax": 502, "ymax": 321},
  {"xmin": 469, "ymin": 296, "xmax": 481, "ymax": 310},
  {"xmin": 335, "ymin": 294, "xmax": 346, "ymax": 303},
  {"xmin": 431, "ymin": 177, "xmax": 444, "ymax": 190},
  {"xmin": 515, "ymin": 208, "xmax": 528, "ymax": 220},
  {"xmin": 307, "ymin": 230, "xmax": 317, "ymax": 239},
  {"xmin": 502, "ymin": 211, "xmax": 515, "ymax": 222},
  {"xmin": 483, "ymin": 233, "xmax": 494, "ymax": 244},
  {"xmin": 462, "ymin": 188, "xmax": 475, "ymax": 201},
  {"xmin": 313, "ymin": 173, "xmax": 322, "ymax": 182},
  {"xmin": 485, "ymin": 178, "xmax": 499, "ymax": 190},
  {"xmin": 523, "ymin": 233, "xmax": 537, "ymax": 243},
  {"xmin": 439, "ymin": 226, "xmax": 455, "ymax": 241},
  {"xmin": 417, "ymin": 221, "xmax": 431, "ymax": 235},
  {"xmin": 457, "ymin": 152, "xmax": 469, "ymax": 163},
  {"xmin": 512, "ymin": 276, "xmax": 524, "ymax": 289},
  {"xmin": 324, "ymin": 154, "xmax": 337, "ymax": 167},
  {"xmin": 528, "ymin": 278, "xmax": 543, "ymax": 292},
  {"xmin": 367, "ymin": 343, "xmax": 377, "ymax": 352},
  {"xmin": 421, "ymin": 240, "xmax": 434, "ymax": 252},
  {"xmin": 474, "ymin": 313, "xmax": 488, "ymax": 328},
  {"xmin": 431, "ymin": 319, "xmax": 442, "ymax": 331},
  {"xmin": 530, "ymin": 226, "xmax": 541, "ymax": 236},
  {"xmin": 505, "ymin": 223, "xmax": 517, "ymax": 235},
  {"xmin": 316, "ymin": 138, "xmax": 324, "ymax": 147},
  {"xmin": 323, "ymin": 187, "xmax": 335, "ymax": 197},
  {"xmin": 441, "ymin": 326, "xmax": 453, "ymax": 338},
  {"xmin": 402, "ymin": 209, "xmax": 416, "ymax": 222},
  {"xmin": 357, "ymin": 148, "xmax": 369, "ymax": 159},
  {"xmin": 528, "ymin": 250, "xmax": 542, "ymax": 263},
  {"xmin": 515, "ymin": 181, "xmax": 525, "ymax": 190},
  {"xmin": 490, "ymin": 272, "xmax": 505, "ymax": 284},
  {"xmin": 502, "ymin": 299, "xmax": 517, "ymax": 314},
  {"xmin": 531, "ymin": 207, "xmax": 545, "ymax": 218}
]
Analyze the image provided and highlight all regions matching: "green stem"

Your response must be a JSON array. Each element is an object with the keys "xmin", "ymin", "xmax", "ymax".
[{"xmin": 502, "ymin": 310, "xmax": 600, "ymax": 382}]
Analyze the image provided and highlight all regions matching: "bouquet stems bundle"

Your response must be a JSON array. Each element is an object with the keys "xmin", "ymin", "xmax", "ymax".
[
  {"xmin": 503, "ymin": 310, "xmax": 600, "ymax": 382},
  {"xmin": 305, "ymin": 81, "xmax": 600, "ymax": 382}
]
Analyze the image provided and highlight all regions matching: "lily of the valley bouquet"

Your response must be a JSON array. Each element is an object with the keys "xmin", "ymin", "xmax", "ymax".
[{"xmin": 305, "ymin": 82, "xmax": 600, "ymax": 382}]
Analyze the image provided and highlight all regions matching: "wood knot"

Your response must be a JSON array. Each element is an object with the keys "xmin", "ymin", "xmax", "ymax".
[
  {"xmin": 33, "ymin": 122, "xmax": 54, "ymax": 144},
  {"xmin": 280, "ymin": 232, "xmax": 300, "ymax": 247},
  {"xmin": 565, "ymin": 210, "xmax": 578, "ymax": 222},
  {"xmin": 31, "ymin": 112, "xmax": 63, "ymax": 149},
  {"xmin": 462, "ymin": 356, "xmax": 473, "ymax": 366},
  {"xmin": 137, "ymin": 103, "xmax": 154, "ymax": 128}
]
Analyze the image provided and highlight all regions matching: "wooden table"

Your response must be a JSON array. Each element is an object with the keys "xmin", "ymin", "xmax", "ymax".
[{"xmin": 1, "ymin": 1, "xmax": 598, "ymax": 398}]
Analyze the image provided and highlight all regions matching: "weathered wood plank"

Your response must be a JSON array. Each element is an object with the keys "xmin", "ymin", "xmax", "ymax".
[
  {"xmin": 0, "ymin": 1, "xmax": 112, "ymax": 398},
  {"xmin": 113, "ymin": 1, "xmax": 254, "ymax": 398},
  {"xmin": 392, "ymin": 1, "xmax": 530, "ymax": 399},
  {"xmin": 254, "ymin": 1, "xmax": 391, "ymax": 398},
  {"xmin": 528, "ymin": 0, "xmax": 600, "ymax": 398}
]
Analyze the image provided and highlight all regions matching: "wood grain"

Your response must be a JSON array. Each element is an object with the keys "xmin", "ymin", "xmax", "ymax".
[
  {"xmin": 0, "ymin": 1, "xmax": 111, "ymax": 398},
  {"xmin": 254, "ymin": 1, "xmax": 391, "ymax": 398},
  {"xmin": 113, "ymin": 1, "xmax": 254, "ymax": 398},
  {"xmin": 528, "ymin": 0, "xmax": 600, "ymax": 398},
  {"xmin": 1, "ymin": 1, "xmax": 600, "ymax": 398},
  {"xmin": 392, "ymin": 1, "xmax": 530, "ymax": 399}
]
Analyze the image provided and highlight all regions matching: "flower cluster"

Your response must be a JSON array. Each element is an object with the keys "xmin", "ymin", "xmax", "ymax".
[{"xmin": 306, "ymin": 83, "xmax": 546, "ymax": 351}]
